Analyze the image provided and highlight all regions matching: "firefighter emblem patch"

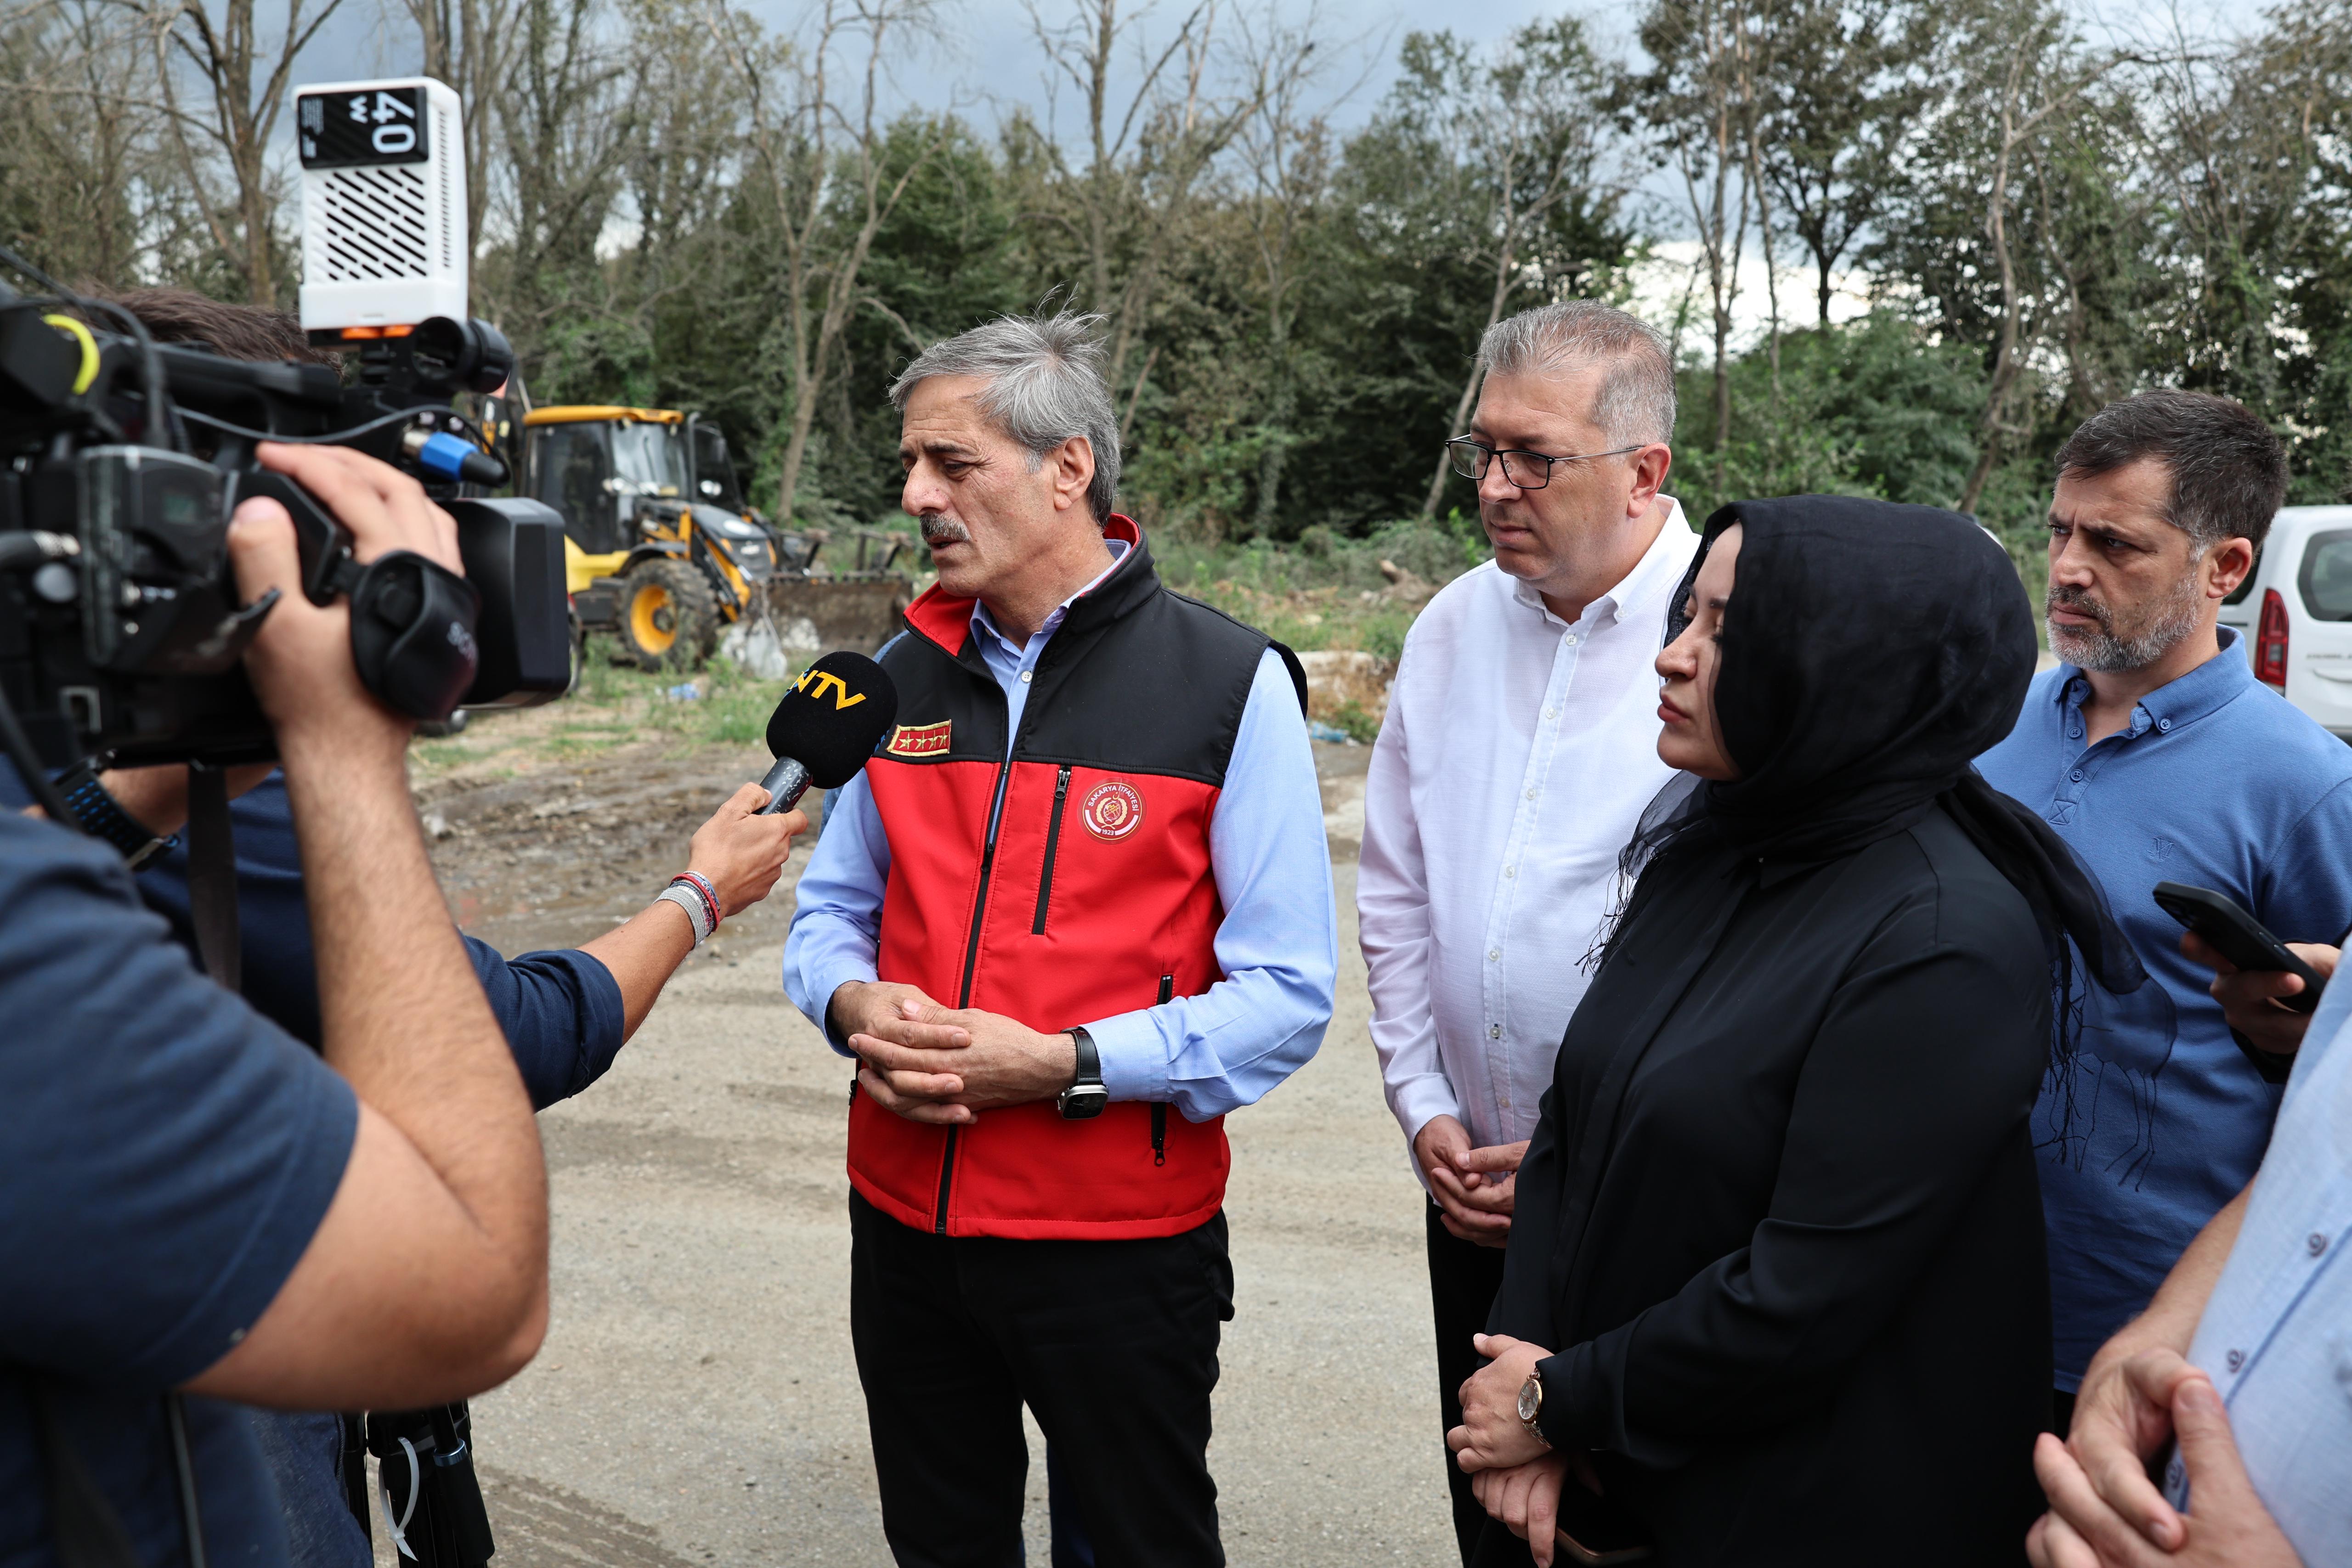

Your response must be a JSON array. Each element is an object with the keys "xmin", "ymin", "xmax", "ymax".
[{"xmin": 1080, "ymin": 780, "xmax": 1145, "ymax": 841}]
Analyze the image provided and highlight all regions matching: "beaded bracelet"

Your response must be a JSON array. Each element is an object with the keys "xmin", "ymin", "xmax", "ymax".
[{"xmin": 673, "ymin": 870, "xmax": 721, "ymax": 930}]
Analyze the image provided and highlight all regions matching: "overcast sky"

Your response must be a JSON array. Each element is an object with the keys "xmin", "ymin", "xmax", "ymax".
[
  {"xmin": 323, "ymin": 0, "xmax": 2256, "ymax": 144},
  {"xmin": 312, "ymin": 0, "xmax": 2256, "ymax": 270}
]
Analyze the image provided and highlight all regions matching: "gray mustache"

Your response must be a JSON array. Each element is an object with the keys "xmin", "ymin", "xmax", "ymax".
[{"xmin": 920, "ymin": 516, "xmax": 971, "ymax": 546}]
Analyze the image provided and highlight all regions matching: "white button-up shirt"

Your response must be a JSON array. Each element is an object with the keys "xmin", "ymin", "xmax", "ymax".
[{"xmin": 1360, "ymin": 505, "xmax": 1697, "ymax": 1157}]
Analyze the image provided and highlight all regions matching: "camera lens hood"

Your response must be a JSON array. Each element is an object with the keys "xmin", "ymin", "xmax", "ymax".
[{"xmin": 348, "ymin": 549, "xmax": 481, "ymax": 722}]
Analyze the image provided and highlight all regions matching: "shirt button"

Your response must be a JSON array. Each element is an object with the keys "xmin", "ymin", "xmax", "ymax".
[
  {"xmin": 2310, "ymin": 1233, "xmax": 2330, "ymax": 1257},
  {"xmin": 2069, "ymin": 769, "xmax": 2085, "ymax": 782},
  {"xmin": 1544, "ymin": 707, "xmax": 1559, "ymax": 721},
  {"xmin": 1488, "ymin": 948, "xmax": 1501, "ymax": 962},
  {"xmin": 1524, "ymin": 788, "xmax": 1538, "ymax": 801},
  {"xmin": 2158, "ymin": 718, "xmax": 2173, "ymax": 732},
  {"xmin": 1499, "ymin": 1095, "xmax": 1511, "ymax": 1108},
  {"xmin": 2068, "ymin": 727, "xmax": 2082, "ymax": 739},
  {"xmin": 2226, "ymin": 1348, "xmax": 2245, "ymax": 1372},
  {"xmin": 1504, "ymin": 866, "xmax": 1517, "ymax": 879},
  {"xmin": 1564, "ymin": 634, "xmax": 1578, "ymax": 646},
  {"xmin": 1488, "ymin": 1024, "xmax": 1502, "ymax": 1039},
  {"xmin": 1019, "ymin": 670, "xmax": 1033, "ymax": 683}
]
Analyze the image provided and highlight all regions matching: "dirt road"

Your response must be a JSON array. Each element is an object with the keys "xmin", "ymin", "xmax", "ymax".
[{"xmin": 406, "ymin": 728, "xmax": 1454, "ymax": 1567}]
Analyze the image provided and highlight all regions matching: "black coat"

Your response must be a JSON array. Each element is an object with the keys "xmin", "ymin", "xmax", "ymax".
[{"xmin": 1483, "ymin": 807, "xmax": 2054, "ymax": 1567}]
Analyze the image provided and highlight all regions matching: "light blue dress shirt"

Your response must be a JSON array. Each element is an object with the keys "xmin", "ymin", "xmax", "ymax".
[
  {"xmin": 1977, "ymin": 626, "xmax": 2352, "ymax": 1386},
  {"xmin": 782, "ymin": 542, "xmax": 1338, "ymax": 1121},
  {"xmin": 2167, "ymin": 970, "xmax": 2352, "ymax": 1562}
]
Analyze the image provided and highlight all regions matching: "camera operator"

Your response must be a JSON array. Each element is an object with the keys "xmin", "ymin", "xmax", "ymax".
[
  {"xmin": 9, "ymin": 288, "xmax": 809, "ymax": 1568},
  {"xmin": 1, "ymin": 441, "xmax": 547, "ymax": 1568}
]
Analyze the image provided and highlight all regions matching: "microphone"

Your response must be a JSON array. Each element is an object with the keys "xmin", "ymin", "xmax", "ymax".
[{"xmin": 755, "ymin": 650, "xmax": 900, "ymax": 816}]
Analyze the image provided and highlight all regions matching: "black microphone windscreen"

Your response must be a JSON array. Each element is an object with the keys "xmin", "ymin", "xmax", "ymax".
[{"xmin": 765, "ymin": 650, "xmax": 900, "ymax": 788}]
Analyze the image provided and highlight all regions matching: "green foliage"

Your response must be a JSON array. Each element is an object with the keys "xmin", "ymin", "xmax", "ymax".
[
  {"xmin": 1672, "ymin": 311, "xmax": 1990, "ymax": 522},
  {"xmin": 10, "ymin": 0, "xmax": 2347, "ymax": 570}
]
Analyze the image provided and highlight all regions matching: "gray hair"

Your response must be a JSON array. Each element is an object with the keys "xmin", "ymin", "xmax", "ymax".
[
  {"xmin": 888, "ymin": 310, "xmax": 1122, "ymax": 524},
  {"xmin": 1478, "ymin": 300, "xmax": 1677, "ymax": 448}
]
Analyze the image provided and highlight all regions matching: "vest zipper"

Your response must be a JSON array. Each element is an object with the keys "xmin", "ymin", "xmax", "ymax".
[
  {"xmin": 937, "ymin": 748, "xmax": 1018, "ymax": 1235},
  {"xmin": 1152, "ymin": 974, "xmax": 1174, "ymax": 1166},
  {"xmin": 1033, "ymin": 765, "xmax": 1074, "ymax": 935}
]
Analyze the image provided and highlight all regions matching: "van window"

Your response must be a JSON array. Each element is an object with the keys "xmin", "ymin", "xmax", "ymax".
[{"xmin": 2298, "ymin": 530, "xmax": 2352, "ymax": 622}]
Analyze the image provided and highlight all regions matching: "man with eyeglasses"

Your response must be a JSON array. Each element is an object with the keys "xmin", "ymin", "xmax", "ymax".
[{"xmin": 1359, "ymin": 299, "xmax": 1694, "ymax": 1562}]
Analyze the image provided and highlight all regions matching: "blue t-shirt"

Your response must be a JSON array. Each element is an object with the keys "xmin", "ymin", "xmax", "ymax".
[
  {"xmin": 0, "ymin": 810, "xmax": 358, "ymax": 1568},
  {"xmin": 1977, "ymin": 629, "xmax": 2352, "ymax": 1386}
]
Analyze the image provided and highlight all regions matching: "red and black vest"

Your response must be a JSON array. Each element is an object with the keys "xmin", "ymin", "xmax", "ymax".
[{"xmin": 847, "ymin": 517, "xmax": 1284, "ymax": 1240}]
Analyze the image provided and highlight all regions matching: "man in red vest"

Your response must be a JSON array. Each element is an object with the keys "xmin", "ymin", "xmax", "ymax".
[{"xmin": 783, "ymin": 310, "xmax": 1338, "ymax": 1568}]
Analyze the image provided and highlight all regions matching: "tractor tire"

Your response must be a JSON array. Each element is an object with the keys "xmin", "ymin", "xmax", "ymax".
[{"xmin": 616, "ymin": 558, "xmax": 718, "ymax": 672}]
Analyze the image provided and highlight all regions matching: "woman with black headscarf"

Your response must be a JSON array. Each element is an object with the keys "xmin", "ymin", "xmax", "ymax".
[{"xmin": 1443, "ymin": 497, "xmax": 2146, "ymax": 1568}]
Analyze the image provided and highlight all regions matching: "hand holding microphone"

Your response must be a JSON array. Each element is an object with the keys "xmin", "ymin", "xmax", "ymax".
[
  {"xmin": 756, "ymin": 651, "xmax": 900, "ymax": 817},
  {"xmin": 685, "ymin": 782, "xmax": 807, "ymax": 920}
]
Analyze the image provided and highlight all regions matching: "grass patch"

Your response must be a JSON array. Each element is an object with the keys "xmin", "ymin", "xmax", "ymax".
[
  {"xmin": 411, "ymin": 637, "xmax": 806, "ymax": 779},
  {"xmin": 573, "ymin": 636, "xmax": 799, "ymax": 749}
]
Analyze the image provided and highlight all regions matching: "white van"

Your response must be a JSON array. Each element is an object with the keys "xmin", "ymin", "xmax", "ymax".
[{"xmin": 2218, "ymin": 505, "xmax": 2352, "ymax": 739}]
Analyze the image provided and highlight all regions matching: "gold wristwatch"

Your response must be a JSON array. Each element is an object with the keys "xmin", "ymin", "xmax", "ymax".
[{"xmin": 1517, "ymin": 1371, "xmax": 1553, "ymax": 1450}]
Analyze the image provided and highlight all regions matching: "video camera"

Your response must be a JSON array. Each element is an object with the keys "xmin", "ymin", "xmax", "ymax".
[{"xmin": 0, "ymin": 76, "xmax": 569, "ymax": 773}]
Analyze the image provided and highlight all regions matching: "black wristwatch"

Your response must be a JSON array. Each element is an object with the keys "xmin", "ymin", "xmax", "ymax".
[
  {"xmin": 56, "ymin": 761, "xmax": 176, "ymax": 870},
  {"xmin": 1057, "ymin": 1025, "xmax": 1109, "ymax": 1120}
]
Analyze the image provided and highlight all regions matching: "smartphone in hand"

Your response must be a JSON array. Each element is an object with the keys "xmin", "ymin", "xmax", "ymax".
[{"xmin": 2152, "ymin": 881, "xmax": 2325, "ymax": 1015}]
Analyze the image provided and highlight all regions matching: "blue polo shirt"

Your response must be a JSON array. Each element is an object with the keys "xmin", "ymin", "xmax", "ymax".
[{"xmin": 1977, "ymin": 626, "xmax": 2352, "ymax": 1387}]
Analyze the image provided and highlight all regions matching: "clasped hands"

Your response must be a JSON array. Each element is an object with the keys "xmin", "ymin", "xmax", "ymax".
[
  {"xmin": 831, "ymin": 980, "xmax": 1077, "ymax": 1124},
  {"xmin": 1448, "ymin": 1332, "xmax": 1592, "ymax": 1568},
  {"xmin": 1416, "ymin": 1113, "xmax": 1529, "ymax": 1248},
  {"xmin": 2028, "ymin": 1349, "xmax": 2301, "ymax": 1568}
]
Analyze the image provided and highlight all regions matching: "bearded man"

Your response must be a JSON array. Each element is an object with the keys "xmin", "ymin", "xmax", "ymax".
[{"xmin": 1976, "ymin": 389, "xmax": 2352, "ymax": 1437}]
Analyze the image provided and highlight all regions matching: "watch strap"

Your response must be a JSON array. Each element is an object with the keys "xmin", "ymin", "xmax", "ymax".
[
  {"xmin": 55, "ymin": 762, "xmax": 175, "ymax": 869},
  {"xmin": 1066, "ymin": 1024, "xmax": 1102, "ymax": 1089}
]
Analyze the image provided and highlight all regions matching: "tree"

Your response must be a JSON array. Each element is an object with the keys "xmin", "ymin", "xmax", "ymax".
[
  {"xmin": 1634, "ymin": 0, "xmax": 1754, "ymax": 494},
  {"xmin": 1748, "ymin": 0, "xmax": 1923, "ymax": 326},
  {"xmin": 0, "ymin": 0, "xmax": 203, "ymax": 285},
  {"xmin": 1374, "ymin": 21, "xmax": 1632, "ymax": 519},
  {"xmin": 474, "ymin": 0, "xmax": 639, "ymax": 372},
  {"xmin": 1015, "ymin": 0, "xmax": 1278, "ymax": 395},
  {"xmin": 1229, "ymin": 3, "xmax": 1356, "ymax": 530},
  {"xmin": 716, "ymin": 0, "xmax": 951, "ymax": 519},
  {"xmin": 150, "ymin": 0, "xmax": 346, "ymax": 304}
]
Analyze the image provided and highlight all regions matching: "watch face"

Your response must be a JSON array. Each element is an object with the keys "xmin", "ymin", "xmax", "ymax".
[
  {"xmin": 1518, "ymin": 1376, "xmax": 1541, "ymax": 1424},
  {"xmin": 1058, "ymin": 1085, "xmax": 1110, "ymax": 1120}
]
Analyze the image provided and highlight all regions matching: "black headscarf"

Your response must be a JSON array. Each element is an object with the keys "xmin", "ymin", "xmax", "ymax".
[{"xmin": 1614, "ymin": 495, "xmax": 2147, "ymax": 1055}]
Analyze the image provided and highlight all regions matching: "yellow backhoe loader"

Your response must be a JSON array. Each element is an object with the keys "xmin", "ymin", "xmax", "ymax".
[{"xmin": 516, "ymin": 406, "xmax": 787, "ymax": 670}]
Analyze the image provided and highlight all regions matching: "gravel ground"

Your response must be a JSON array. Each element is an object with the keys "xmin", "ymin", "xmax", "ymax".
[{"xmin": 394, "ymin": 733, "xmax": 1453, "ymax": 1568}]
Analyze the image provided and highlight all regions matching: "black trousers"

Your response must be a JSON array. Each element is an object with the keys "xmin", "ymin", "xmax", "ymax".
[
  {"xmin": 1427, "ymin": 1201, "xmax": 1512, "ymax": 1567},
  {"xmin": 848, "ymin": 1190, "xmax": 1234, "ymax": 1568}
]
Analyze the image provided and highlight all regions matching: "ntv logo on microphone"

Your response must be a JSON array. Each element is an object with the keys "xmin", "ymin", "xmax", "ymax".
[{"xmin": 794, "ymin": 665, "xmax": 868, "ymax": 710}]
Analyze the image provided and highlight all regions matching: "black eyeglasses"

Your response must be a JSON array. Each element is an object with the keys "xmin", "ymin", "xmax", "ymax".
[{"xmin": 1446, "ymin": 436, "xmax": 1645, "ymax": 490}]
